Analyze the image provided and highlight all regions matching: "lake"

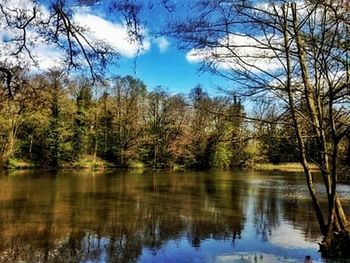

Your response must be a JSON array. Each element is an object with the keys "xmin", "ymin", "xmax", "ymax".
[{"xmin": 0, "ymin": 169, "xmax": 349, "ymax": 263}]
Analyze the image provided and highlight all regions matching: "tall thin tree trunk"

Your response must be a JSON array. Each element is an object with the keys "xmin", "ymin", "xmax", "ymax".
[
  {"xmin": 282, "ymin": 5, "xmax": 327, "ymax": 234},
  {"xmin": 292, "ymin": 4, "xmax": 331, "ymax": 200},
  {"xmin": 290, "ymin": 3, "xmax": 349, "ymax": 257},
  {"xmin": 29, "ymin": 133, "xmax": 33, "ymax": 155}
]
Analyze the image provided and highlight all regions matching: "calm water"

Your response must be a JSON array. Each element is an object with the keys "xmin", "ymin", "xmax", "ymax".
[{"xmin": 0, "ymin": 169, "xmax": 349, "ymax": 263}]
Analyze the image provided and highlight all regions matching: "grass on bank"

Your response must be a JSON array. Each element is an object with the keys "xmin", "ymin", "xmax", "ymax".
[
  {"xmin": 61, "ymin": 155, "xmax": 115, "ymax": 169},
  {"xmin": 4, "ymin": 157, "xmax": 320, "ymax": 173},
  {"xmin": 254, "ymin": 162, "xmax": 320, "ymax": 172},
  {"xmin": 3, "ymin": 156, "xmax": 114, "ymax": 170},
  {"xmin": 126, "ymin": 160, "xmax": 145, "ymax": 169},
  {"xmin": 58, "ymin": 157, "xmax": 147, "ymax": 170},
  {"xmin": 3, "ymin": 156, "xmax": 149, "ymax": 170},
  {"xmin": 6, "ymin": 158, "xmax": 37, "ymax": 169}
]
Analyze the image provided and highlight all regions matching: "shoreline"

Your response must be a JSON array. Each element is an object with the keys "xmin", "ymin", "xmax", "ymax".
[
  {"xmin": 253, "ymin": 162, "xmax": 320, "ymax": 173},
  {"xmin": 3, "ymin": 159, "xmax": 319, "ymax": 173},
  {"xmin": 3, "ymin": 161, "xmax": 350, "ymax": 183}
]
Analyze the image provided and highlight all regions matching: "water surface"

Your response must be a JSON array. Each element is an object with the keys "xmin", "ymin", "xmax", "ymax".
[{"xmin": 0, "ymin": 169, "xmax": 348, "ymax": 262}]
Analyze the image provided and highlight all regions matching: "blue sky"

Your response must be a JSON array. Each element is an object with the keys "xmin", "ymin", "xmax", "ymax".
[
  {"xmin": 87, "ymin": 1, "xmax": 228, "ymax": 95},
  {"xmin": 0, "ymin": 0, "xmax": 229, "ymax": 95},
  {"xmin": 116, "ymin": 42, "xmax": 226, "ymax": 95}
]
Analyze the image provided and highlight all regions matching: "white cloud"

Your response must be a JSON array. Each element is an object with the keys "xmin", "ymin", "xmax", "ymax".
[
  {"xmin": 185, "ymin": 1, "xmax": 328, "ymax": 74},
  {"xmin": 0, "ymin": 15, "xmax": 65, "ymax": 71},
  {"xmin": 186, "ymin": 33, "xmax": 283, "ymax": 73},
  {"xmin": 186, "ymin": 48, "xmax": 209, "ymax": 63},
  {"xmin": 1, "ymin": 0, "xmax": 35, "ymax": 11},
  {"xmin": 33, "ymin": 46, "xmax": 65, "ymax": 70},
  {"xmin": 0, "ymin": 43, "xmax": 65, "ymax": 71},
  {"xmin": 0, "ymin": 1, "xmax": 152, "ymax": 71},
  {"xmin": 269, "ymin": 223, "xmax": 318, "ymax": 249},
  {"xmin": 153, "ymin": 36, "xmax": 170, "ymax": 53},
  {"xmin": 269, "ymin": 224, "xmax": 318, "ymax": 249},
  {"xmin": 215, "ymin": 252, "xmax": 307, "ymax": 263},
  {"xmin": 73, "ymin": 12, "xmax": 151, "ymax": 58},
  {"xmin": 255, "ymin": 0, "xmax": 309, "ymax": 18}
]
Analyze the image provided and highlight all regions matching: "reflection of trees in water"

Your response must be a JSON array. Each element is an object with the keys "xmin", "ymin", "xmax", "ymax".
[
  {"xmin": 0, "ymin": 171, "xmax": 326, "ymax": 262},
  {"xmin": 187, "ymin": 214, "xmax": 243, "ymax": 248},
  {"xmin": 249, "ymin": 178, "xmax": 326, "ymax": 243},
  {"xmin": 283, "ymin": 196, "xmax": 326, "ymax": 241},
  {"xmin": 253, "ymin": 186, "xmax": 279, "ymax": 242}
]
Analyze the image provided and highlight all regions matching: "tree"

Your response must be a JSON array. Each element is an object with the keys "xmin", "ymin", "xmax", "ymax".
[
  {"xmin": 0, "ymin": 0, "xmax": 143, "ymax": 95},
  {"xmin": 110, "ymin": 75, "xmax": 147, "ymax": 166},
  {"xmin": 69, "ymin": 77, "xmax": 93, "ymax": 160},
  {"xmin": 253, "ymin": 101, "xmax": 300, "ymax": 164},
  {"xmin": 37, "ymin": 69, "xmax": 76, "ymax": 167},
  {"xmin": 188, "ymin": 86, "xmax": 247, "ymax": 169},
  {"xmin": 0, "ymin": 68, "xmax": 44, "ymax": 162},
  {"xmin": 144, "ymin": 87, "xmax": 188, "ymax": 168},
  {"xmin": 167, "ymin": 0, "xmax": 350, "ymax": 257}
]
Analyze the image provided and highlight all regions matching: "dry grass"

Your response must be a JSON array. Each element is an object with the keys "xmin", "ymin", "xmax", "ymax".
[{"xmin": 255, "ymin": 162, "xmax": 319, "ymax": 172}]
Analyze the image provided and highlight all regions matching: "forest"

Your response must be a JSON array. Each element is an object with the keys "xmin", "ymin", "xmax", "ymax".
[
  {"xmin": 0, "ymin": 70, "xmax": 250, "ymax": 170},
  {"xmin": 1, "ymin": 69, "xmax": 350, "ymax": 177},
  {"xmin": 0, "ymin": 0, "xmax": 349, "ymax": 259},
  {"xmin": 0, "ymin": 70, "xmax": 350, "ymax": 174}
]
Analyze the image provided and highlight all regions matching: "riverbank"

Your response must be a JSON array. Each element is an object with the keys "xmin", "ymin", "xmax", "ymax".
[
  {"xmin": 4, "ymin": 158, "xmax": 320, "ymax": 173},
  {"xmin": 254, "ymin": 162, "xmax": 320, "ymax": 173},
  {"xmin": 4, "ymin": 157, "xmax": 117, "ymax": 170},
  {"xmin": 2, "ymin": 155, "xmax": 194, "ymax": 171},
  {"xmin": 254, "ymin": 163, "xmax": 350, "ymax": 183},
  {"xmin": 3, "ymin": 157, "xmax": 185, "ymax": 171},
  {"xmin": 1, "ymin": 158, "xmax": 332, "ymax": 176}
]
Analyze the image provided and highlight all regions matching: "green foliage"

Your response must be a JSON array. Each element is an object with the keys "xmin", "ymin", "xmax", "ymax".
[
  {"xmin": 211, "ymin": 143, "xmax": 232, "ymax": 169},
  {"xmin": 61, "ymin": 155, "xmax": 113, "ymax": 169},
  {"xmin": 127, "ymin": 160, "xmax": 145, "ymax": 169},
  {"xmin": 0, "ymin": 73, "xmax": 250, "ymax": 170},
  {"xmin": 6, "ymin": 158, "xmax": 36, "ymax": 169},
  {"xmin": 71, "ymin": 83, "xmax": 91, "ymax": 160}
]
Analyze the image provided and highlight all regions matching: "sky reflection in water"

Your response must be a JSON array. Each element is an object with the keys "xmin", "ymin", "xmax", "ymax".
[{"xmin": 0, "ymin": 170, "xmax": 346, "ymax": 263}]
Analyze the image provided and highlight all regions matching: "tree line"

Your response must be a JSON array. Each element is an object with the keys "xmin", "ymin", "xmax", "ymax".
[
  {"xmin": 1, "ymin": 69, "xmax": 350, "ymax": 173},
  {"xmin": 0, "ymin": 70, "xmax": 252, "ymax": 169}
]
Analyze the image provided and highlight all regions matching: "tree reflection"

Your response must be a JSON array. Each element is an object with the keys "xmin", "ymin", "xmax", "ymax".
[{"xmin": 0, "ymin": 170, "xmax": 337, "ymax": 262}]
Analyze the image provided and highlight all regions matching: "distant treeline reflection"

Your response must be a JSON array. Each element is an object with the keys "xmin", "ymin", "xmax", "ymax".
[{"xmin": 0, "ymin": 170, "xmax": 323, "ymax": 262}]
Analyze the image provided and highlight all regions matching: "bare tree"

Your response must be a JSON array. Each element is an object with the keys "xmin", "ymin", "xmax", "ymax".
[
  {"xmin": 0, "ymin": 0, "xmax": 143, "ymax": 97},
  {"xmin": 166, "ymin": 0, "xmax": 350, "ymax": 257}
]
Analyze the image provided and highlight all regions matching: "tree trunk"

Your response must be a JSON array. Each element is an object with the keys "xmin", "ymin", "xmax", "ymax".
[
  {"xmin": 320, "ymin": 207, "xmax": 350, "ymax": 258},
  {"xmin": 29, "ymin": 133, "xmax": 33, "ymax": 156},
  {"xmin": 283, "ymin": 6, "xmax": 327, "ymax": 234},
  {"xmin": 347, "ymin": 135, "xmax": 350, "ymax": 165},
  {"xmin": 289, "ymin": 3, "xmax": 350, "ymax": 257}
]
